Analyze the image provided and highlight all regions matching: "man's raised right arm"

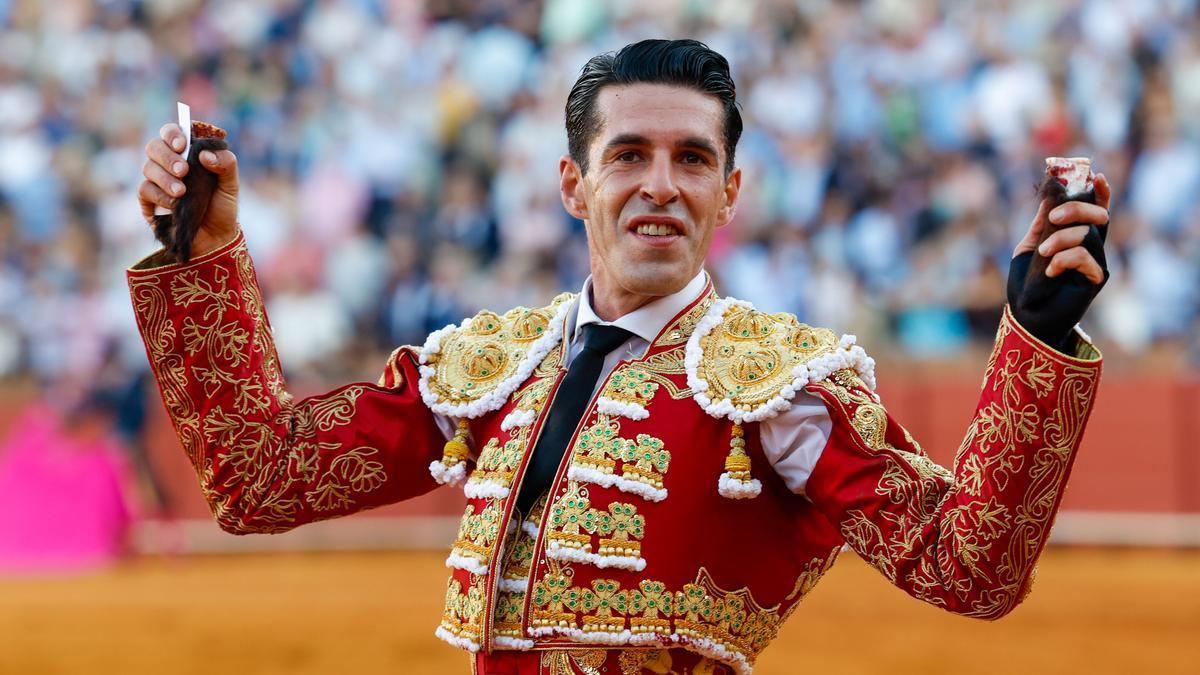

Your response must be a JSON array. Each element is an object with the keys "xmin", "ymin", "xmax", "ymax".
[
  {"xmin": 131, "ymin": 124, "xmax": 446, "ymax": 534},
  {"xmin": 129, "ymin": 233, "xmax": 446, "ymax": 534}
]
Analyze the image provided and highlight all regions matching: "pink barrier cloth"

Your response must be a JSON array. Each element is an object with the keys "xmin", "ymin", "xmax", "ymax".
[{"xmin": 0, "ymin": 406, "xmax": 137, "ymax": 573}]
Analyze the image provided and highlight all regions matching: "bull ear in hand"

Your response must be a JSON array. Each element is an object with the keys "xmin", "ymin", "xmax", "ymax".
[
  {"xmin": 1008, "ymin": 159, "xmax": 1109, "ymax": 351},
  {"xmin": 153, "ymin": 121, "xmax": 228, "ymax": 264}
]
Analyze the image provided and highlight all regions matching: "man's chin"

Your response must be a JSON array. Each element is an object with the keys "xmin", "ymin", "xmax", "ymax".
[{"xmin": 617, "ymin": 268, "xmax": 694, "ymax": 298}]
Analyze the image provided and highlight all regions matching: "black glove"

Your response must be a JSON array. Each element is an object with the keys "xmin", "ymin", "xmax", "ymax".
[{"xmin": 1007, "ymin": 222, "xmax": 1108, "ymax": 353}]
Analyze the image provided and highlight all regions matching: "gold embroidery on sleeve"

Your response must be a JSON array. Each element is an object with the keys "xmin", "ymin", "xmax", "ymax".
[
  {"xmin": 826, "ymin": 309, "xmax": 1100, "ymax": 619},
  {"xmin": 131, "ymin": 245, "xmax": 392, "ymax": 534}
]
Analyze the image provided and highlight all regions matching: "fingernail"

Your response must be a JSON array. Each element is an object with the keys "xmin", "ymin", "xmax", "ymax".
[
  {"xmin": 172, "ymin": 138, "xmax": 184, "ymax": 151},
  {"xmin": 172, "ymin": 182, "xmax": 184, "ymax": 196},
  {"xmin": 173, "ymin": 162, "xmax": 185, "ymax": 175},
  {"xmin": 200, "ymin": 150, "xmax": 215, "ymax": 164},
  {"xmin": 1048, "ymin": 208, "xmax": 1062, "ymax": 223},
  {"xmin": 1038, "ymin": 243, "xmax": 1049, "ymax": 255}
]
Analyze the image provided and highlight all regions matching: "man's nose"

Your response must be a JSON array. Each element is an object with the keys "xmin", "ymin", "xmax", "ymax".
[{"xmin": 639, "ymin": 153, "xmax": 679, "ymax": 206}]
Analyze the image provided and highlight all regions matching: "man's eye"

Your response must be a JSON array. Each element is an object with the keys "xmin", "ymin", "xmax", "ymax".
[
  {"xmin": 682, "ymin": 153, "xmax": 706, "ymax": 165},
  {"xmin": 617, "ymin": 151, "xmax": 640, "ymax": 162}
]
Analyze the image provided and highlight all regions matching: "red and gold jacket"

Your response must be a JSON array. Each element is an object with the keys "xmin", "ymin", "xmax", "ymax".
[{"xmin": 128, "ymin": 234, "xmax": 1102, "ymax": 674}]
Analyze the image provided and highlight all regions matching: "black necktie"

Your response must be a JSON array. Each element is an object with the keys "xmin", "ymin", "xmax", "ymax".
[{"xmin": 515, "ymin": 323, "xmax": 633, "ymax": 515}]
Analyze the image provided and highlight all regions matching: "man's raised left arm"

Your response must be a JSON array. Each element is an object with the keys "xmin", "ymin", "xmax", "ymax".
[{"xmin": 800, "ymin": 177, "xmax": 1111, "ymax": 618}]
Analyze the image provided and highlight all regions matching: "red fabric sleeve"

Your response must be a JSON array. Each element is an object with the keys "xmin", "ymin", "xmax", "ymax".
[
  {"xmin": 805, "ymin": 307, "xmax": 1102, "ymax": 619},
  {"xmin": 127, "ymin": 233, "xmax": 446, "ymax": 534}
]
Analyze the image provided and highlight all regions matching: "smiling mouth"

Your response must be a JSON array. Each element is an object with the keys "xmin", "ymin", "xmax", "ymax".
[{"xmin": 634, "ymin": 223, "xmax": 680, "ymax": 236}]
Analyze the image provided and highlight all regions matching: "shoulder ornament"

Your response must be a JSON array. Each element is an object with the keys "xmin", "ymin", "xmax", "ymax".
[
  {"xmin": 686, "ymin": 297, "xmax": 877, "ymax": 424},
  {"xmin": 419, "ymin": 294, "xmax": 574, "ymax": 418}
]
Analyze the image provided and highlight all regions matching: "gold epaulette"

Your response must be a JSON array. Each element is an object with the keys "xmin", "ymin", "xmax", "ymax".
[
  {"xmin": 685, "ymin": 298, "xmax": 875, "ymax": 425},
  {"xmin": 684, "ymin": 297, "xmax": 877, "ymax": 498},
  {"xmin": 418, "ymin": 293, "xmax": 575, "ymax": 418}
]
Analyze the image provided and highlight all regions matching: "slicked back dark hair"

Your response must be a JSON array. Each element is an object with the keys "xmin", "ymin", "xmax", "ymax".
[{"xmin": 565, "ymin": 39, "xmax": 742, "ymax": 176}]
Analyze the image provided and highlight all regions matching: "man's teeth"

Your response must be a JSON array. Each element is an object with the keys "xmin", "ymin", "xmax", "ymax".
[{"xmin": 635, "ymin": 223, "xmax": 679, "ymax": 236}]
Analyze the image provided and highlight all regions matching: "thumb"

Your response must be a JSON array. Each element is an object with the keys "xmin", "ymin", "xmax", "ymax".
[
  {"xmin": 199, "ymin": 149, "xmax": 239, "ymax": 194},
  {"xmin": 1013, "ymin": 198, "xmax": 1050, "ymax": 258}
]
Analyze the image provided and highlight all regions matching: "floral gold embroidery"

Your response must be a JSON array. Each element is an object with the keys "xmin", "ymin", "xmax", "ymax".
[
  {"xmin": 498, "ymin": 519, "xmax": 537, "ymax": 582},
  {"xmin": 419, "ymin": 296, "xmax": 573, "ymax": 418},
  {"xmin": 527, "ymin": 562, "xmax": 837, "ymax": 673},
  {"xmin": 450, "ymin": 502, "xmax": 503, "ymax": 570},
  {"xmin": 628, "ymin": 580, "xmax": 673, "ymax": 634},
  {"xmin": 659, "ymin": 291, "xmax": 716, "ymax": 346},
  {"xmin": 619, "ymin": 434, "xmax": 671, "ymax": 494},
  {"xmin": 823, "ymin": 307, "xmax": 1100, "ymax": 620},
  {"xmin": 128, "ymin": 242, "xmax": 393, "ymax": 535},
  {"xmin": 464, "ymin": 431, "xmax": 529, "ymax": 497},
  {"xmin": 493, "ymin": 589, "xmax": 525, "ymax": 640},
  {"xmin": 547, "ymin": 484, "xmax": 593, "ymax": 552},
  {"xmin": 542, "ymin": 649, "xmax": 607, "ymax": 675},
  {"xmin": 597, "ymin": 366, "xmax": 660, "ymax": 420},
  {"xmin": 640, "ymin": 349, "xmax": 694, "ymax": 399},
  {"xmin": 590, "ymin": 501, "xmax": 645, "ymax": 560},
  {"xmin": 546, "ymin": 485, "xmax": 648, "ymax": 570},
  {"xmin": 567, "ymin": 414, "xmax": 672, "ymax": 502},
  {"xmin": 531, "ymin": 573, "xmax": 575, "ymax": 629},
  {"xmin": 437, "ymin": 575, "xmax": 486, "ymax": 650},
  {"xmin": 852, "ymin": 404, "xmax": 888, "ymax": 451},
  {"xmin": 571, "ymin": 417, "xmax": 624, "ymax": 476},
  {"xmin": 697, "ymin": 305, "xmax": 838, "ymax": 411}
]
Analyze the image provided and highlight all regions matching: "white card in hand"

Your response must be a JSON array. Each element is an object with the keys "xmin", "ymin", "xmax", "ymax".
[
  {"xmin": 154, "ymin": 101, "xmax": 191, "ymax": 216},
  {"xmin": 178, "ymin": 101, "xmax": 191, "ymax": 159}
]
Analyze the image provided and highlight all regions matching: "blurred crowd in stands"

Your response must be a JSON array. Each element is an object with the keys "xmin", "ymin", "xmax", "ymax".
[{"xmin": 1, "ymin": 0, "xmax": 1198, "ymax": 394}]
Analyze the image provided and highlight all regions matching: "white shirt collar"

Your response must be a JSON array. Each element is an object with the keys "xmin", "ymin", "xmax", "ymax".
[{"xmin": 571, "ymin": 270, "xmax": 708, "ymax": 347}]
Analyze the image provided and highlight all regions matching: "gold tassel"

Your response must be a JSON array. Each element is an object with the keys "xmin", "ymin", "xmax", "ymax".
[
  {"xmin": 442, "ymin": 419, "xmax": 471, "ymax": 467},
  {"xmin": 719, "ymin": 422, "xmax": 761, "ymax": 498},
  {"xmin": 724, "ymin": 423, "xmax": 751, "ymax": 479}
]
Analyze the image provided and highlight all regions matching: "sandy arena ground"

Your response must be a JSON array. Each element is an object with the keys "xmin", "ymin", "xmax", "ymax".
[{"xmin": 1, "ymin": 548, "xmax": 1196, "ymax": 674}]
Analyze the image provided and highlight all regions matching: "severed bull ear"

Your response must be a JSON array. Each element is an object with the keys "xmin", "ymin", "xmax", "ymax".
[
  {"xmin": 1023, "ymin": 158, "xmax": 1098, "ymax": 298},
  {"xmin": 1009, "ymin": 157, "xmax": 1108, "ymax": 351},
  {"xmin": 153, "ymin": 121, "xmax": 228, "ymax": 264}
]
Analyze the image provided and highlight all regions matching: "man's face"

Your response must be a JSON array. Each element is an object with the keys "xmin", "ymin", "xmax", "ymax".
[{"xmin": 559, "ymin": 83, "xmax": 741, "ymax": 308}]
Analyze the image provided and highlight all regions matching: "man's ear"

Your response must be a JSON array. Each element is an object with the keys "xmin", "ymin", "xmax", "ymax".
[
  {"xmin": 716, "ymin": 166, "xmax": 742, "ymax": 227},
  {"xmin": 559, "ymin": 155, "xmax": 588, "ymax": 220}
]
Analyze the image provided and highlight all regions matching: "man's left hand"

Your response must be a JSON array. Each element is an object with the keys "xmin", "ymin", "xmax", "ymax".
[{"xmin": 1007, "ymin": 173, "xmax": 1111, "ymax": 351}]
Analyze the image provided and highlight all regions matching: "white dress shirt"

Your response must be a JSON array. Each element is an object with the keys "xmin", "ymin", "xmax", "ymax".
[{"xmin": 437, "ymin": 271, "xmax": 833, "ymax": 495}]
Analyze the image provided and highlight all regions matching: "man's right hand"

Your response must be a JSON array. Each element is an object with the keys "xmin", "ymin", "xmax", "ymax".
[{"xmin": 138, "ymin": 123, "xmax": 241, "ymax": 258}]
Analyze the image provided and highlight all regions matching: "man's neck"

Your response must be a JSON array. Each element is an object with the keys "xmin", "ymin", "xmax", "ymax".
[{"xmin": 588, "ymin": 277, "xmax": 660, "ymax": 322}]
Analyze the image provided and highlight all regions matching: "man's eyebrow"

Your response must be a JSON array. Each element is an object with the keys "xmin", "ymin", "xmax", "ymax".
[
  {"xmin": 677, "ymin": 136, "xmax": 719, "ymax": 157},
  {"xmin": 601, "ymin": 134, "xmax": 720, "ymax": 158},
  {"xmin": 602, "ymin": 133, "xmax": 650, "ymax": 152}
]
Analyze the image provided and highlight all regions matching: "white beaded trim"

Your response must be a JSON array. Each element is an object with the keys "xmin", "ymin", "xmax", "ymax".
[
  {"xmin": 492, "ymin": 635, "xmax": 535, "ymax": 650},
  {"xmin": 546, "ymin": 541, "xmax": 647, "ymax": 571},
  {"xmin": 567, "ymin": 465, "xmax": 667, "ymax": 502},
  {"xmin": 595, "ymin": 396, "xmax": 649, "ymax": 420},
  {"xmin": 434, "ymin": 625, "xmax": 480, "ymax": 653},
  {"xmin": 444, "ymin": 551, "xmax": 488, "ymax": 575},
  {"xmin": 678, "ymin": 634, "xmax": 754, "ymax": 675},
  {"xmin": 500, "ymin": 408, "xmax": 538, "ymax": 431},
  {"xmin": 418, "ymin": 300, "xmax": 573, "ymax": 418},
  {"xmin": 462, "ymin": 478, "xmax": 511, "ymax": 500},
  {"xmin": 497, "ymin": 577, "xmax": 527, "ymax": 593},
  {"xmin": 566, "ymin": 465, "xmax": 619, "ymax": 489},
  {"xmin": 521, "ymin": 521, "xmax": 539, "ymax": 539},
  {"xmin": 527, "ymin": 626, "xmax": 635, "ymax": 645},
  {"xmin": 429, "ymin": 460, "xmax": 467, "ymax": 487},
  {"xmin": 685, "ymin": 298, "xmax": 877, "ymax": 424},
  {"xmin": 717, "ymin": 472, "xmax": 762, "ymax": 499}
]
